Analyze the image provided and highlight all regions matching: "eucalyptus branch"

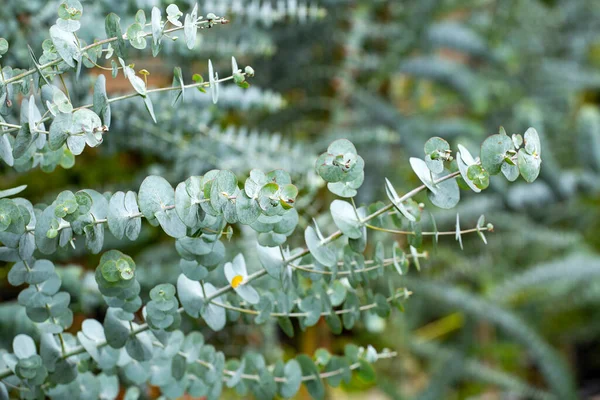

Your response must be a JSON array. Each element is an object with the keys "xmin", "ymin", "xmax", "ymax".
[
  {"xmin": 289, "ymin": 255, "xmax": 427, "ymax": 275},
  {"xmin": 0, "ymin": 170, "xmax": 461, "ymax": 384},
  {"xmin": 2, "ymin": 72, "xmax": 247, "ymax": 134},
  {"xmin": 1, "ymin": 17, "xmax": 228, "ymax": 86},
  {"xmin": 365, "ymin": 223, "xmax": 492, "ymax": 236},
  {"xmin": 210, "ymin": 290, "xmax": 410, "ymax": 317},
  {"xmin": 151, "ymin": 340, "xmax": 397, "ymax": 384}
]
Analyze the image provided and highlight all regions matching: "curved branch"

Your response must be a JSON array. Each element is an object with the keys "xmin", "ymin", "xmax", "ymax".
[
  {"xmin": 1, "ymin": 17, "xmax": 229, "ymax": 86},
  {"xmin": 364, "ymin": 223, "xmax": 491, "ymax": 236},
  {"xmin": 0, "ymin": 72, "xmax": 247, "ymax": 135},
  {"xmin": 0, "ymin": 170, "xmax": 461, "ymax": 382},
  {"xmin": 209, "ymin": 290, "xmax": 411, "ymax": 317}
]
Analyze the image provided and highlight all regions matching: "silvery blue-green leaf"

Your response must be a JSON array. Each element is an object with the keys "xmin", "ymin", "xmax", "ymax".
[
  {"xmin": 256, "ymin": 243, "xmax": 284, "ymax": 279},
  {"xmin": 316, "ymin": 152, "xmax": 364, "ymax": 184},
  {"xmin": 476, "ymin": 214, "xmax": 488, "ymax": 244},
  {"xmin": 139, "ymin": 175, "xmax": 186, "ymax": 238},
  {"xmin": 143, "ymin": 95, "xmax": 156, "ymax": 123},
  {"xmin": 305, "ymin": 225, "xmax": 336, "ymax": 267},
  {"xmin": 81, "ymin": 319, "xmax": 105, "ymax": 343},
  {"xmin": 456, "ymin": 151, "xmax": 481, "ymax": 193},
  {"xmin": 0, "ymin": 382, "xmax": 8, "ymax": 400},
  {"xmin": 28, "ymin": 259, "xmax": 55, "ymax": 284},
  {"xmin": 278, "ymin": 359, "xmax": 302, "ymax": 398},
  {"xmin": 224, "ymin": 254, "xmax": 259, "ymax": 305},
  {"xmin": 48, "ymin": 292, "xmax": 70, "ymax": 317},
  {"xmin": 392, "ymin": 242, "xmax": 408, "ymax": 275},
  {"xmin": 92, "ymin": 75, "xmax": 111, "ymax": 127},
  {"xmin": 517, "ymin": 149, "xmax": 540, "ymax": 182},
  {"xmin": 328, "ymin": 139, "xmax": 357, "ymax": 155},
  {"xmin": 236, "ymin": 191, "xmax": 260, "ymax": 225},
  {"xmin": 329, "ymin": 280, "xmax": 347, "ymax": 306},
  {"xmin": 48, "ymin": 112, "xmax": 72, "ymax": 151},
  {"xmin": 8, "ymin": 261, "xmax": 27, "ymax": 286},
  {"xmin": 501, "ymin": 160, "xmax": 520, "ymax": 182},
  {"xmin": 427, "ymin": 171, "xmax": 460, "ymax": 209},
  {"xmin": 105, "ymin": 14, "xmax": 126, "ymax": 59},
  {"xmin": 410, "ymin": 245, "xmax": 421, "ymax": 271},
  {"xmin": 299, "ymin": 295, "xmax": 321, "ymax": 326},
  {"xmin": 523, "ymin": 127, "xmax": 541, "ymax": 155},
  {"xmin": 324, "ymin": 356, "xmax": 350, "ymax": 387},
  {"xmin": 180, "ymin": 259, "xmax": 208, "ymax": 281},
  {"xmin": 123, "ymin": 191, "xmax": 141, "ymax": 240},
  {"xmin": 176, "ymin": 236, "xmax": 213, "ymax": 259},
  {"xmin": 126, "ymin": 330, "xmax": 153, "ymax": 361},
  {"xmin": 424, "ymin": 137, "xmax": 450, "ymax": 174},
  {"xmin": 330, "ymin": 200, "xmax": 363, "ymax": 239},
  {"xmin": 0, "ymin": 38, "xmax": 7, "ymax": 56},
  {"xmin": 231, "ymin": 56, "xmax": 239, "ymax": 75},
  {"xmin": 226, "ymin": 358, "xmax": 245, "ymax": 388},
  {"xmin": 98, "ymin": 374, "xmax": 119, "ymax": 399},
  {"xmin": 201, "ymin": 282, "xmax": 226, "ymax": 331},
  {"xmin": 245, "ymin": 169, "xmax": 267, "ymax": 198},
  {"xmin": 0, "ymin": 185, "xmax": 26, "ymax": 199},
  {"xmin": 196, "ymin": 239, "xmax": 225, "ymax": 268},
  {"xmin": 384, "ymin": 178, "xmax": 415, "ymax": 221},
  {"xmin": 480, "ymin": 132, "xmax": 513, "ymax": 175},
  {"xmin": 38, "ymin": 273, "xmax": 61, "ymax": 296},
  {"xmin": 81, "ymin": 189, "xmax": 108, "ymax": 253},
  {"xmin": 208, "ymin": 60, "xmax": 219, "ymax": 104},
  {"xmin": 14, "ymin": 123, "xmax": 34, "ymax": 160},
  {"xmin": 123, "ymin": 361, "xmax": 150, "ymax": 385},
  {"xmin": 13, "ymin": 334, "xmax": 36, "ymax": 359},
  {"xmin": 184, "ymin": 4, "xmax": 198, "ymax": 50},
  {"xmin": 0, "ymin": 134, "xmax": 14, "ymax": 166},
  {"xmin": 28, "ymin": 95, "xmax": 45, "ymax": 135},
  {"xmin": 151, "ymin": 7, "xmax": 162, "ymax": 45},
  {"xmin": 518, "ymin": 130, "xmax": 542, "ymax": 183},
  {"xmin": 457, "ymin": 144, "xmax": 476, "ymax": 165},
  {"xmin": 35, "ymin": 205, "xmax": 59, "ymax": 254},
  {"xmin": 296, "ymin": 354, "xmax": 325, "ymax": 400},
  {"xmin": 154, "ymin": 206, "xmax": 186, "ymax": 238},
  {"xmin": 255, "ymin": 293, "xmax": 274, "ymax": 325},
  {"xmin": 181, "ymin": 331, "xmax": 203, "ymax": 363},
  {"xmin": 0, "ymin": 247, "xmax": 19, "ymax": 262},
  {"xmin": 103, "ymin": 308, "xmax": 130, "ymax": 349},
  {"xmin": 73, "ymin": 109, "xmax": 102, "ymax": 147},
  {"xmin": 342, "ymin": 291, "xmax": 359, "ymax": 329},
  {"xmin": 210, "ymin": 170, "xmax": 237, "ymax": 211},
  {"xmin": 175, "ymin": 177, "xmax": 205, "ymax": 228},
  {"xmin": 49, "ymin": 25, "xmax": 79, "ymax": 68},
  {"xmin": 455, "ymin": 213, "xmax": 463, "ymax": 250},
  {"xmin": 118, "ymin": 57, "xmax": 144, "ymax": 93},
  {"xmin": 327, "ymin": 171, "xmax": 364, "ymax": 197},
  {"xmin": 108, "ymin": 191, "xmax": 141, "ymax": 240},
  {"xmin": 177, "ymin": 273, "xmax": 203, "ymax": 317},
  {"xmin": 123, "ymin": 386, "xmax": 141, "ymax": 400},
  {"xmin": 2, "ymin": 353, "xmax": 17, "ymax": 373},
  {"xmin": 126, "ymin": 23, "xmax": 146, "ymax": 50},
  {"xmin": 138, "ymin": 175, "xmax": 173, "ymax": 218},
  {"xmin": 409, "ymin": 157, "xmax": 437, "ymax": 193},
  {"xmin": 258, "ymin": 231, "xmax": 287, "ymax": 247},
  {"xmin": 170, "ymin": 67, "xmax": 185, "ymax": 106},
  {"xmin": 273, "ymin": 208, "xmax": 298, "ymax": 236},
  {"xmin": 40, "ymin": 333, "xmax": 62, "ymax": 371},
  {"xmin": 166, "ymin": 4, "xmax": 183, "ymax": 26}
]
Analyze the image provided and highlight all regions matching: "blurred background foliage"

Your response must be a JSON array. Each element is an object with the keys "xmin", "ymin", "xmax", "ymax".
[{"xmin": 2, "ymin": 0, "xmax": 600, "ymax": 398}]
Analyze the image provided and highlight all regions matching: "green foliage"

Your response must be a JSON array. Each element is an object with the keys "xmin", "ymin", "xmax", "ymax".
[{"xmin": 0, "ymin": 0, "xmax": 586, "ymax": 399}]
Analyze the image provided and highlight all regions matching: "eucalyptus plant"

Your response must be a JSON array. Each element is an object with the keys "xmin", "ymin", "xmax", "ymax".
[{"xmin": 0, "ymin": 1, "xmax": 544, "ymax": 400}]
